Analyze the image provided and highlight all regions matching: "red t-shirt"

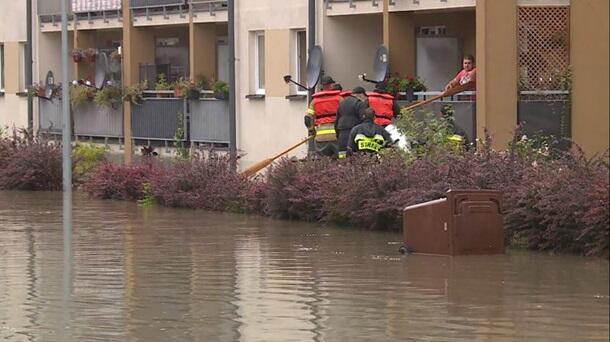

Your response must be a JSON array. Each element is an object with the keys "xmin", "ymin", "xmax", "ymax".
[{"xmin": 454, "ymin": 68, "xmax": 476, "ymax": 90}]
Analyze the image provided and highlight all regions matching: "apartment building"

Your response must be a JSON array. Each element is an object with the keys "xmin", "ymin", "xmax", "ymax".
[
  {"xmin": 0, "ymin": 1, "xmax": 29, "ymax": 129},
  {"xmin": 0, "ymin": 0, "xmax": 607, "ymax": 167}
]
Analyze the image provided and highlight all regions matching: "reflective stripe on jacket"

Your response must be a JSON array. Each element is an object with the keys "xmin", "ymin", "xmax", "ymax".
[
  {"xmin": 354, "ymin": 134, "xmax": 385, "ymax": 153},
  {"xmin": 368, "ymin": 92, "xmax": 394, "ymax": 126},
  {"xmin": 312, "ymin": 90, "xmax": 341, "ymax": 126}
]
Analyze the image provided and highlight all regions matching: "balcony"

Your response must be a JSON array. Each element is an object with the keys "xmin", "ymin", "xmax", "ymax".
[
  {"xmin": 38, "ymin": 0, "xmax": 122, "ymax": 32},
  {"xmin": 190, "ymin": 0, "xmax": 228, "ymax": 23},
  {"xmin": 324, "ymin": 0, "xmax": 475, "ymax": 16},
  {"xmin": 39, "ymin": 94, "xmax": 229, "ymax": 147}
]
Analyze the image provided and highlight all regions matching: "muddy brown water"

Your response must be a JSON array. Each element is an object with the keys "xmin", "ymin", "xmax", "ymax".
[{"xmin": 0, "ymin": 191, "xmax": 608, "ymax": 342}]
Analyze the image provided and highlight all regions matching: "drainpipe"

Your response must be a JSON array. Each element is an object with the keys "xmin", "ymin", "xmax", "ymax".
[
  {"xmin": 26, "ymin": 0, "xmax": 33, "ymax": 130},
  {"xmin": 228, "ymin": 0, "xmax": 237, "ymax": 171},
  {"xmin": 307, "ymin": 0, "xmax": 315, "ymax": 152}
]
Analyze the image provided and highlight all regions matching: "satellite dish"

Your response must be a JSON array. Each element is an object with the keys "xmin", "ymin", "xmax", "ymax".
[
  {"xmin": 306, "ymin": 45, "xmax": 323, "ymax": 89},
  {"xmin": 43, "ymin": 70, "xmax": 55, "ymax": 100},
  {"xmin": 95, "ymin": 52, "xmax": 109, "ymax": 89},
  {"xmin": 371, "ymin": 45, "xmax": 389, "ymax": 83}
]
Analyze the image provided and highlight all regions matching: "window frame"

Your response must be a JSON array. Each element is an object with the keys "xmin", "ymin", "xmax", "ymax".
[
  {"xmin": 0, "ymin": 44, "xmax": 4, "ymax": 92},
  {"xmin": 293, "ymin": 29, "xmax": 307, "ymax": 95},
  {"xmin": 253, "ymin": 31, "xmax": 265, "ymax": 95}
]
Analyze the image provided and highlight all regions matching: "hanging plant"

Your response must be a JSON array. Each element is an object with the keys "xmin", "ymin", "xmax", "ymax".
[
  {"xmin": 72, "ymin": 49, "xmax": 84, "ymax": 63},
  {"xmin": 84, "ymin": 48, "xmax": 98, "ymax": 64}
]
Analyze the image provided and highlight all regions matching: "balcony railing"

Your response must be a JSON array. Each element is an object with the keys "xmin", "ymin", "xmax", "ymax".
[
  {"xmin": 325, "ymin": 0, "xmax": 391, "ymax": 9},
  {"xmin": 190, "ymin": 98, "xmax": 229, "ymax": 144},
  {"xmin": 130, "ymin": 0, "xmax": 188, "ymax": 19},
  {"xmin": 131, "ymin": 98, "xmax": 186, "ymax": 141},
  {"xmin": 39, "ymin": 94, "xmax": 229, "ymax": 145},
  {"xmin": 190, "ymin": 0, "xmax": 228, "ymax": 15},
  {"xmin": 73, "ymin": 102, "xmax": 123, "ymax": 138},
  {"xmin": 397, "ymin": 94, "xmax": 476, "ymax": 144},
  {"xmin": 39, "ymin": 99, "xmax": 63, "ymax": 134},
  {"xmin": 518, "ymin": 90, "xmax": 571, "ymax": 148},
  {"xmin": 38, "ymin": 0, "xmax": 123, "ymax": 26}
]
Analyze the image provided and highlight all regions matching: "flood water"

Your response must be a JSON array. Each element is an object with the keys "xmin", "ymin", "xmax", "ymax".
[{"xmin": 0, "ymin": 191, "xmax": 608, "ymax": 342}]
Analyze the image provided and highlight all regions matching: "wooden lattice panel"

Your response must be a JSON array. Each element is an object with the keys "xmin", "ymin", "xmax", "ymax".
[{"xmin": 517, "ymin": 6, "xmax": 570, "ymax": 92}]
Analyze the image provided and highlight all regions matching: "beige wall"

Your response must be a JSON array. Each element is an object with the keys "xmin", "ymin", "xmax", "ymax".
[
  {"xmin": 37, "ymin": 32, "xmax": 75, "ymax": 83},
  {"xmin": 0, "ymin": 95, "xmax": 29, "ymax": 129},
  {"xmin": 235, "ymin": 0, "xmax": 310, "ymax": 169},
  {"xmin": 191, "ymin": 23, "xmax": 218, "ymax": 81},
  {"xmin": 570, "ymin": 0, "xmax": 609, "ymax": 155},
  {"xmin": 322, "ymin": 14, "xmax": 383, "ymax": 91},
  {"xmin": 265, "ymin": 30, "xmax": 291, "ymax": 97},
  {"xmin": 476, "ymin": 0, "xmax": 518, "ymax": 148},
  {"xmin": 0, "ymin": 1, "xmax": 26, "ymax": 42}
]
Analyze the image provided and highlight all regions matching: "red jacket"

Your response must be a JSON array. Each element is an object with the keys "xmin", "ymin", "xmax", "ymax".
[
  {"xmin": 311, "ymin": 90, "xmax": 341, "ymax": 126},
  {"xmin": 368, "ymin": 92, "xmax": 394, "ymax": 126}
]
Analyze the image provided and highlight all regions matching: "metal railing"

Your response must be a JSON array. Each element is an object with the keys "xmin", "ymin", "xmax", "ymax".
[
  {"xmin": 325, "ymin": 0, "xmax": 395, "ymax": 9},
  {"xmin": 130, "ymin": 1, "xmax": 188, "ymax": 19},
  {"xmin": 189, "ymin": 99, "xmax": 229, "ymax": 143},
  {"xmin": 396, "ymin": 98, "xmax": 476, "ymax": 144},
  {"xmin": 190, "ymin": 0, "xmax": 227, "ymax": 15},
  {"xmin": 130, "ymin": 0, "xmax": 186, "ymax": 8},
  {"xmin": 518, "ymin": 91, "xmax": 571, "ymax": 148},
  {"xmin": 73, "ymin": 102, "xmax": 123, "ymax": 138},
  {"xmin": 131, "ymin": 98, "xmax": 187, "ymax": 141},
  {"xmin": 39, "ymin": 99, "xmax": 63, "ymax": 134},
  {"xmin": 37, "ymin": 0, "xmax": 69, "ymax": 16}
]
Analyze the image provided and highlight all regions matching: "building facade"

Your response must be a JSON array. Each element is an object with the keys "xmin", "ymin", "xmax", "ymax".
[{"xmin": 0, "ymin": 0, "xmax": 607, "ymax": 166}]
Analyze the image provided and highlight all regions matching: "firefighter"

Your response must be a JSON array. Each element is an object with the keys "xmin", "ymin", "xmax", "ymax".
[
  {"xmin": 347, "ymin": 108, "xmax": 393, "ymax": 155},
  {"xmin": 304, "ymin": 76, "xmax": 342, "ymax": 157},
  {"xmin": 367, "ymin": 82, "xmax": 401, "ymax": 127}
]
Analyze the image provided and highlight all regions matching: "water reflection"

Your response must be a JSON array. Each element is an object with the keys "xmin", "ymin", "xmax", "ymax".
[{"xmin": 0, "ymin": 191, "xmax": 608, "ymax": 342}]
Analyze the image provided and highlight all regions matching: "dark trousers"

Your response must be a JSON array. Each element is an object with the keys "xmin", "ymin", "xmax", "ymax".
[{"xmin": 337, "ymin": 129, "xmax": 351, "ymax": 153}]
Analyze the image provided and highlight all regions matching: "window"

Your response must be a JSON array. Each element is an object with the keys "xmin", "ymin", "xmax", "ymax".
[
  {"xmin": 0, "ymin": 44, "xmax": 4, "ymax": 91},
  {"xmin": 294, "ymin": 30, "xmax": 307, "ymax": 94},
  {"xmin": 254, "ymin": 31, "xmax": 265, "ymax": 94}
]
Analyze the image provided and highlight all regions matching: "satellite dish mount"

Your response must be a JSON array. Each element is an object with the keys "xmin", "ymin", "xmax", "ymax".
[{"xmin": 283, "ymin": 45, "xmax": 323, "ymax": 92}]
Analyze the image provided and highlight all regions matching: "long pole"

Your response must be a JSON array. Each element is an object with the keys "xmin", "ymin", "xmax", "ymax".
[
  {"xmin": 61, "ymin": 0, "xmax": 73, "ymax": 340},
  {"xmin": 228, "ymin": 0, "xmax": 237, "ymax": 171},
  {"xmin": 26, "ymin": 0, "xmax": 33, "ymax": 130},
  {"xmin": 307, "ymin": 0, "xmax": 315, "ymax": 153}
]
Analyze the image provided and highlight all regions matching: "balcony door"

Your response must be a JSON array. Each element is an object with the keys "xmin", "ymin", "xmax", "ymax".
[{"xmin": 416, "ymin": 37, "xmax": 461, "ymax": 91}]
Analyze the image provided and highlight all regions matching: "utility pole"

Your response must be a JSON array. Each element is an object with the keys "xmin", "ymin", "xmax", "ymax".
[
  {"xmin": 228, "ymin": 0, "xmax": 237, "ymax": 171},
  {"xmin": 26, "ymin": 0, "xmax": 33, "ymax": 130}
]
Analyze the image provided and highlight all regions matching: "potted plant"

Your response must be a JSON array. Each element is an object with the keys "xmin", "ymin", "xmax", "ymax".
[
  {"xmin": 123, "ymin": 82, "xmax": 146, "ymax": 105},
  {"xmin": 27, "ymin": 83, "xmax": 46, "ymax": 98},
  {"xmin": 94, "ymin": 84, "xmax": 123, "ymax": 109},
  {"xmin": 72, "ymin": 49, "xmax": 84, "ymax": 63},
  {"xmin": 70, "ymin": 84, "xmax": 96, "ymax": 107},
  {"xmin": 195, "ymin": 73, "xmax": 211, "ymax": 90},
  {"xmin": 212, "ymin": 80, "xmax": 229, "ymax": 100},
  {"xmin": 174, "ymin": 78, "xmax": 201, "ymax": 100},
  {"xmin": 84, "ymin": 48, "xmax": 98, "ymax": 64},
  {"xmin": 402, "ymin": 75, "xmax": 427, "ymax": 102},
  {"xmin": 155, "ymin": 73, "xmax": 172, "ymax": 97}
]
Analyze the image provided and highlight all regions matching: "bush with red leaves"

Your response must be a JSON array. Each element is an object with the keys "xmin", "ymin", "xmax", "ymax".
[
  {"xmin": 0, "ymin": 132, "xmax": 63, "ymax": 191},
  {"xmin": 149, "ymin": 153, "xmax": 256, "ymax": 213},
  {"xmin": 82, "ymin": 161, "xmax": 152, "ymax": 200}
]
